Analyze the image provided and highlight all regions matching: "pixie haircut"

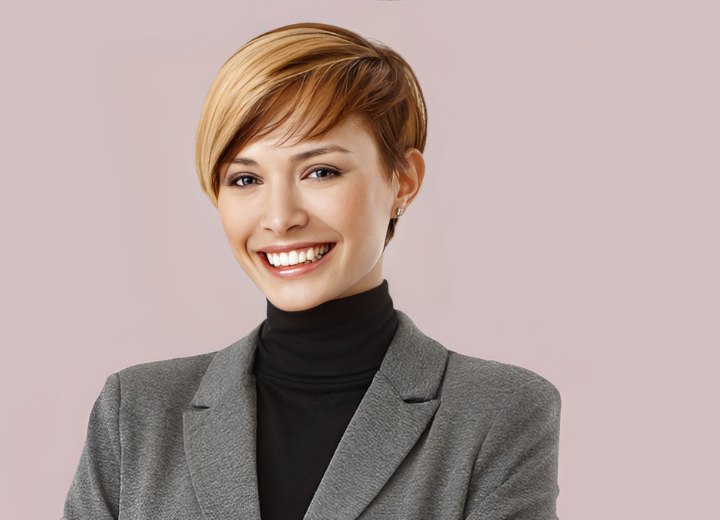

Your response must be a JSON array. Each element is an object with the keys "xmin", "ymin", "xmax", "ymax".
[{"xmin": 195, "ymin": 22, "xmax": 427, "ymax": 245}]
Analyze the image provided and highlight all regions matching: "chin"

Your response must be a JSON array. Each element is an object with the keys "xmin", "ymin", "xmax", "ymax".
[{"xmin": 265, "ymin": 287, "xmax": 333, "ymax": 312}]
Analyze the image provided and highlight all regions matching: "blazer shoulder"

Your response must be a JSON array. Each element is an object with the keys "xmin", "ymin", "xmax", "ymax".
[
  {"xmin": 440, "ymin": 350, "xmax": 561, "ymax": 416},
  {"xmin": 112, "ymin": 350, "xmax": 218, "ymax": 408}
]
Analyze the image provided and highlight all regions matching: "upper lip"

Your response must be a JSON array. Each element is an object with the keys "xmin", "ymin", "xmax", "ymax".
[{"xmin": 257, "ymin": 241, "xmax": 334, "ymax": 254}]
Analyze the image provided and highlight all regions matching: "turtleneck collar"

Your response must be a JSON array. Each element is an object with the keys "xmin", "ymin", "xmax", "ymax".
[{"xmin": 254, "ymin": 280, "xmax": 398, "ymax": 382}]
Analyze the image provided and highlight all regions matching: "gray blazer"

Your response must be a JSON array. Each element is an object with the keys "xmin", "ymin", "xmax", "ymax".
[{"xmin": 63, "ymin": 311, "xmax": 561, "ymax": 519}]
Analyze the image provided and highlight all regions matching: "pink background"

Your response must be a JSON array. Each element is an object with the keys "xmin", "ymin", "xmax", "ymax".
[{"xmin": 2, "ymin": 1, "xmax": 719, "ymax": 518}]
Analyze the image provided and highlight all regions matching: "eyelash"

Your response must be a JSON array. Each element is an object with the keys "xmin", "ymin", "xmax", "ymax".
[
  {"xmin": 226, "ymin": 167, "xmax": 341, "ymax": 188},
  {"xmin": 307, "ymin": 167, "xmax": 341, "ymax": 180}
]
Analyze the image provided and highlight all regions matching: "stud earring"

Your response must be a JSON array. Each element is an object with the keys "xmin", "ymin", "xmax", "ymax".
[{"xmin": 395, "ymin": 195, "xmax": 409, "ymax": 218}]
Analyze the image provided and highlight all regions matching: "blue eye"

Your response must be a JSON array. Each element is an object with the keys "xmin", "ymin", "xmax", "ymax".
[
  {"xmin": 307, "ymin": 167, "xmax": 340, "ymax": 180},
  {"xmin": 231, "ymin": 175, "xmax": 260, "ymax": 187}
]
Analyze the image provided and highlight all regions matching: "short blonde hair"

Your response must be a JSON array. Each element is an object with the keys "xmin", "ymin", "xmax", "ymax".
[{"xmin": 195, "ymin": 22, "xmax": 427, "ymax": 243}]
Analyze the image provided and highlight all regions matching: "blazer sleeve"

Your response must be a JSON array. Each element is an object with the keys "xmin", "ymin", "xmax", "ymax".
[
  {"xmin": 62, "ymin": 373, "xmax": 121, "ymax": 520},
  {"xmin": 464, "ymin": 377, "xmax": 562, "ymax": 520}
]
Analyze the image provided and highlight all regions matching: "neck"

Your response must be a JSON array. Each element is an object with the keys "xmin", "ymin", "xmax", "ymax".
[{"xmin": 255, "ymin": 279, "xmax": 398, "ymax": 381}]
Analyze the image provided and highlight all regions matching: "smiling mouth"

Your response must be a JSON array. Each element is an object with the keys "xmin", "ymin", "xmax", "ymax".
[{"xmin": 262, "ymin": 243, "xmax": 335, "ymax": 268}]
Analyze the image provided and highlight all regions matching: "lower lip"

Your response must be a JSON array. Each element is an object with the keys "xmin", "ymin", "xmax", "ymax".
[{"xmin": 258, "ymin": 245, "xmax": 335, "ymax": 279}]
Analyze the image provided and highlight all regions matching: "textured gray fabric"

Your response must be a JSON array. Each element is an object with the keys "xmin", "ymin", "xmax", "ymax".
[{"xmin": 63, "ymin": 310, "xmax": 561, "ymax": 519}]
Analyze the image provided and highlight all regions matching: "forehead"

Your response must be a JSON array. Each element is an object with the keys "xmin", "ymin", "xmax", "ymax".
[{"xmin": 236, "ymin": 113, "xmax": 374, "ymax": 157}]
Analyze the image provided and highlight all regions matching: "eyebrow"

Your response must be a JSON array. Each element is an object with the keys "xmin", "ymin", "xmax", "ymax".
[{"xmin": 230, "ymin": 145, "xmax": 352, "ymax": 166}]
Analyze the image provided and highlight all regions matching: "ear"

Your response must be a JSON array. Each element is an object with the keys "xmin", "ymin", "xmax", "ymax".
[{"xmin": 391, "ymin": 148, "xmax": 425, "ymax": 215}]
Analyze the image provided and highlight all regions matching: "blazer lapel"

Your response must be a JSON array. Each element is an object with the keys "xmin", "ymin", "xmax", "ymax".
[
  {"xmin": 183, "ymin": 323, "xmax": 263, "ymax": 519},
  {"xmin": 304, "ymin": 311, "xmax": 449, "ymax": 520}
]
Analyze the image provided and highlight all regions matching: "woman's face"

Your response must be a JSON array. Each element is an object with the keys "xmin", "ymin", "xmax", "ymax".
[{"xmin": 217, "ymin": 114, "xmax": 400, "ymax": 311}]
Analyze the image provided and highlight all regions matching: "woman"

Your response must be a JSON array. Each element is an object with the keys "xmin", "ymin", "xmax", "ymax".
[{"xmin": 63, "ymin": 22, "xmax": 561, "ymax": 520}]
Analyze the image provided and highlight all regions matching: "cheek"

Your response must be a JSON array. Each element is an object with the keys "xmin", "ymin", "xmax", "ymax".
[
  {"xmin": 218, "ymin": 204, "xmax": 252, "ymax": 255},
  {"xmin": 329, "ymin": 184, "xmax": 392, "ymax": 247}
]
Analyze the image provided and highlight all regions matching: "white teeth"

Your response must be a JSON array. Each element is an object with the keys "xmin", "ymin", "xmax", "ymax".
[{"xmin": 265, "ymin": 243, "xmax": 333, "ymax": 267}]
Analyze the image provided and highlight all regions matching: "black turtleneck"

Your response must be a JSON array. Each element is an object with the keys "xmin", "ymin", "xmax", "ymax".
[{"xmin": 253, "ymin": 280, "xmax": 398, "ymax": 520}]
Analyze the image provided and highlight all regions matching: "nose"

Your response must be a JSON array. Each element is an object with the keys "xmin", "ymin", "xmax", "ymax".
[{"xmin": 260, "ymin": 181, "xmax": 308, "ymax": 236}]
